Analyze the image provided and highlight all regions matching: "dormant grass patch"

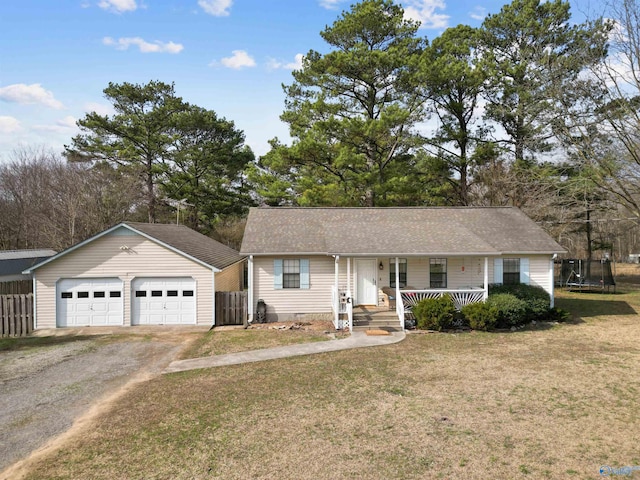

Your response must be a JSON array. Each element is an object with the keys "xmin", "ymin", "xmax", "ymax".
[
  {"xmin": 180, "ymin": 321, "xmax": 338, "ymax": 359},
  {"xmin": 19, "ymin": 286, "xmax": 640, "ymax": 479}
]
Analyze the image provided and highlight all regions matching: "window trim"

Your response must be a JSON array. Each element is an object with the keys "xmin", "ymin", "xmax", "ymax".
[
  {"xmin": 503, "ymin": 258, "xmax": 521, "ymax": 285},
  {"xmin": 429, "ymin": 258, "xmax": 447, "ymax": 288},
  {"xmin": 274, "ymin": 259, "xmax": 310, "ymax": 289},
  {"xmin": 494, "ymin": 257, "xmax": 530, "ymax": 285},
  {"xmin": 389, "ymin": 258, "xmax": 407, "ymax": 289}
]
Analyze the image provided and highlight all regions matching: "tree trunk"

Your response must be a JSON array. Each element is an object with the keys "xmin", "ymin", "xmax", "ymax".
[{"xmin": 146, "ymin": 157, "xmax": 155, "ymax": 223}]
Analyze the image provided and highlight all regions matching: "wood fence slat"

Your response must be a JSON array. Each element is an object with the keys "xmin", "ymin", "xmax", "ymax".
[
  {"xmin": 215, "ymin": 291, "xmax": 247, "ymax": 326},
  {"xmin": 0, "ymin": 293, "xmax": 34, "ymax": 338},
  {"xmin": 1, "ymin": 296, "xmax": 7, "ymax": 336}
]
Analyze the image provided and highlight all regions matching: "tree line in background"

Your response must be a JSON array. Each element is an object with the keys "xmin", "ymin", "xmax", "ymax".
[{"xmin": 1, "ymin": 0, "xmax": 640, "ymax": 260}]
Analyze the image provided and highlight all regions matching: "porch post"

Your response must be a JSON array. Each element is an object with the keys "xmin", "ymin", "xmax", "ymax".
[
  {"xmin": 248, "ymin": 255, "xmax": 254, "ymax": 323},
  {"xmin": 347, "ymin": 257, "xmax": 351, "ymax": 295},
  {"xmin": 334, "ymin": 255, "xmax": 340, "ymax": 325},
  {"xmin": 395, "ymin": 257, "xmax": 400, "ymax": 299},
  {"xmin": 395, "ymin": 257, "xmax": 402, "ymax": 329},
  {"xmin": 483, "ymin": 256, "xmax": 489, "ymax": 301}
]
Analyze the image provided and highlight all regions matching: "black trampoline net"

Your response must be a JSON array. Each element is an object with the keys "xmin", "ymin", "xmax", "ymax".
[{"xmin": 558, "ymin": 259, "xmax": 616, "ymax": 287}]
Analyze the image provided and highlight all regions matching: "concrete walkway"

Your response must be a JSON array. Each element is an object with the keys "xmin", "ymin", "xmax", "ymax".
[{"xmin": 163, "ymin": 330, "xmax": 406, "ymax": 374}]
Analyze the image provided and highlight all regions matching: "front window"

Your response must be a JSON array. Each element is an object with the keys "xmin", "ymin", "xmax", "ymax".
[
  {"xmin": 283, "ymin": 259, "xmax": 301, "ymax": 289},
  {"xmin": 503, "ymin": 258, "xmax": 520, "ymax": 285},
  {"xmin": 390, "ymin": 258, "xmax": 407, "ymax": 288},
  {"xmin": 430, "ymin": 258, "xmax": 447, "ymax": 288}
]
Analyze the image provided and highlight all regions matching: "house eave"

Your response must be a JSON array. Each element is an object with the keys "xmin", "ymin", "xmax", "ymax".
[
  {"xmin": 23, "ymin": 223, "xmax": 221, "ymax": 274},
  {"xmin": 241, "ymin": 250, "xmax": 563, "ymax": 257}
]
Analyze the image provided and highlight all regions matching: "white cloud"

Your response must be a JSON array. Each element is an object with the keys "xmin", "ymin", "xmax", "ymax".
[
  {"xmin": 198, "ymin": 0, "xmax": 232, "ymax": 16},
  {"xmin": 319, "ymin": 0, "xmax": 344, "ymax": 9},
  {"xmin": 267, "ymin": 53, "xmax": 304, "ymax": 71},
  {"xmin": 102, "ymin": 37, "xmax": 184, "ymax": 54},
  {"xmin": 0, "ymin": 83, "xmax": 64, "ymax": 109},
  {"xmin": 403, "ymin": 0, "xmax": 449, "ymax": 30},
  {"xmin": 218, "ymin": 50, "xmax": 256, "ymax": 69},
  {"xmin": 33, "ymin": 116, "xmax": 78, "ymax": 133},
  {"xmin": 0, "ymin": 116, "xmax": 21, "ymax": 134},
  {"xmin": 97, "ymin": 0, "xmax": 137, "ymax": 13},
  {"xmin": 84, "ymin": 102, "xmax": 115, "ymax": 116},
  {"xmin": 469, "ymin": 6, "xmax": 486, "ymax": 21}
]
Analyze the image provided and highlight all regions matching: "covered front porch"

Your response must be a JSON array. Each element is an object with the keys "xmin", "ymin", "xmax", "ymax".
[{"xmin": 331, "ymin": 256, "xmax": 490, "ymax": 331}]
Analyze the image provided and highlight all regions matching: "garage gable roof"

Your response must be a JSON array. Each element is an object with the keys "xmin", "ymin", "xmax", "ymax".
[
  {"xmin": 240, "ymin": 207, "xmax": 565, "ymax": 256},
  {"xmin": 24, "ymin": 223, "xmax": 244, "ymax": 273},
  {"xmin": 125, "ymin": 222, "xmax": 243, "ymax": 270}
]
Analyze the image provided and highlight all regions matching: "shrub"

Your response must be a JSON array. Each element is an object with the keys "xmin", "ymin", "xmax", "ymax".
[
  {"xmin": 547, "ymin": 307, "xmax": 571, "ymax": 323},
  {"xmin": 526, "ymin": 297, "xmax": 551, "ymax": 321},
  {"xmin": 489, "ymin": 284, "xmax": 551, "ymax": 322},
  {"xmin": 487, "ymin": 293, "xmax": 528, "ymax": 328},
  {"xmin": 488, "ymin": 283, "xmax": 550, "ymax": 303},
  {"xmin": 461, "ymin": 302, "xmax": 498, "ymax": 331},
  {"xmin": 413, "ymin": 295, "xmax": 456, "ymax": 331}
]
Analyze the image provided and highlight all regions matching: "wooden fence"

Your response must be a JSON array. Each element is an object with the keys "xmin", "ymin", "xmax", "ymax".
[
  {"xmin": 1, "ymin": 294, "xmax": 34, "ymax": 337},
  {"xmin": 215, "ymin": 291, "xmax": 247, "ymax": 327},
  {"xmin": 0, "ymin": 280, "xmax": 32, "ymax": 294}
]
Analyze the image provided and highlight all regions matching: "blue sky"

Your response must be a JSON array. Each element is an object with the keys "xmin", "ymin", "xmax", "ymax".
[{"xmin": 0, "ymin": 0, "xmax": 586, "ymax": 162}]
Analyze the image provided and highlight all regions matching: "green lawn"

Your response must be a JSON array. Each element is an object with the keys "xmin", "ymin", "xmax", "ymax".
[{"xmin": 17, "ymin": 286, "xmax": 640, "ymax": 480}]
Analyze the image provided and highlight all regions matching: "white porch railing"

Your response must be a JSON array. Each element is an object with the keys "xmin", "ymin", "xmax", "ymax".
[
  {"xmin": 398, "ymin": 288, "xmax": 487, "ymax": 321},
  {"xmin": 331, "ymin": 286, "xmax": 353, "ymax": 331}
]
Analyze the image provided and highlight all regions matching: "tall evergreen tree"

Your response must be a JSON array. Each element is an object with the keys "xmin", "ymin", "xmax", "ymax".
[
  {"xmin": 66, "ymin": 81, "xmax": 187, "ymax": 222},
  {"xmin": 263, "ymin": 0, "xmax": 428, "ymax": 206},
  {"xmin": 421, "ymin": 24, "xmax": 487, "ymax": 205},
  {"xmin": 478, "ymin": 0, "xmax": 609, "ymax": 167}
]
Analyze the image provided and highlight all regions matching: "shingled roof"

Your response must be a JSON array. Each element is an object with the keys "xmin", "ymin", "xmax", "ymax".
[
  {"xmin": 26, "ymin": 222, "xmax": 243, "ymax": 273},
  {"xmin": 240, "ymin": 207, "xmax": 565, "ymax": 256},
  {"xmin": 126, "ymin": 222, "xmax": 244, "ymax": 270}
]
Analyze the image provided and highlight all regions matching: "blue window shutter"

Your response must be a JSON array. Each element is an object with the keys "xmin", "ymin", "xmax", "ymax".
[
  {"xmin": 274, "ymin": 259, "xmax": 283, "ymax": 289},
  {"xmin": 300, "ymin": 259, "xmax": 310, "ymax": 289},
  {"xmin": 520, "ymin": 258, "xmax": 530, "ymax": 285},
  {"xmin": 494, "ymin": 258, "xmax": 503, "ymax": 284}
]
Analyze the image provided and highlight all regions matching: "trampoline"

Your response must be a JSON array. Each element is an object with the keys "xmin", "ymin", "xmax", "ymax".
[{"xmin": 557, "ymin": 259, "xmax": 616, "ymax": 292}]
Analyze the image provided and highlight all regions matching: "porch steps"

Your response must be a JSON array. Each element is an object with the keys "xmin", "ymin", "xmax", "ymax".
[{"xmin": 352, "ymin": 307, "xmax": 402, "ymax": 332}]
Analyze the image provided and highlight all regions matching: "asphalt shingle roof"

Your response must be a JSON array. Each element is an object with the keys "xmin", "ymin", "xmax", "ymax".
[
  {"xmin": 126, "ymin": 222, "xmax": 244, "ymax": 270},
  {"xmin": 240, "ymin": 207, "xmax": 565, "ymax": 256}
]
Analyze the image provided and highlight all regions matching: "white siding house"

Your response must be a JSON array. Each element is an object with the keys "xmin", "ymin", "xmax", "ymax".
[
  {"xmin": 25, "ymin": 223, "xmax": 244, "ymax": 329},
  {"xmin": 240, "ymin": 207, "xmax": 565, "ymax": 329}
]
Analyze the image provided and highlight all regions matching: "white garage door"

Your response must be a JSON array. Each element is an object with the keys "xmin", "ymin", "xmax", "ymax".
[
  {"xmin": 132, "ymin": 277, "xmax": 196, "ymax": 325},
  {"xmin": 57, "ymin": 278, "xmax": 124, "ymax": 327}
]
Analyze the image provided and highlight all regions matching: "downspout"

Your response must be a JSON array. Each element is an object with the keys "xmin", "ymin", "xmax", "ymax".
[
  {"xmin": 483, "ymin": 257, "xmax": 489, "ymax": 301},
  {"xmin": 550, "ymin": 254, "xmax": 557, "ymax": 308},
  {"xmin": 32, "ymin": 275, "xmax": 37, "ymax": 330},
  {"xmin": 247, "ymin": 255, "xmax": 254, "ymax": 325}
]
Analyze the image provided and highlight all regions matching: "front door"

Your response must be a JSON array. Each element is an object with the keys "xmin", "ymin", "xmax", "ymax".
[{"xmin": 356, "ymin": 259, "xmax": 377, "ymax": 305}]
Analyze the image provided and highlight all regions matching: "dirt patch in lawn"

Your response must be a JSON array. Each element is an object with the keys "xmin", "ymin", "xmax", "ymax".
[
  {"xmin": 180, "ymin": 320, "xmax": 346, "ymax": 359},
  {"xmin": 247, "ymin": 319, "xmax": 338, "ymax": 332}
]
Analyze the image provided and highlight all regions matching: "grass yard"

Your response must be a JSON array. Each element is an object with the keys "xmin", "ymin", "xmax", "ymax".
[
  {"xmin": 18, "ymin": 286, "xmax": 640, "ymax": 479},
  {"xmin": 179, "ymin": 322, "xmax": 339, "ymax": 360}
]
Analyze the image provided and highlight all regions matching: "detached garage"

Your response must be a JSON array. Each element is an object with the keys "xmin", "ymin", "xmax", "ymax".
[{"xmin": 25, "ymin": 222, "xmax": 245, "ymax": 329}]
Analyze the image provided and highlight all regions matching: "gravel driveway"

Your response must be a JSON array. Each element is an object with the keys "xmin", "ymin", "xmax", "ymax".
[{"xmin": 0, "ymin": 328, "xmax": 205, "ymax": 473}]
